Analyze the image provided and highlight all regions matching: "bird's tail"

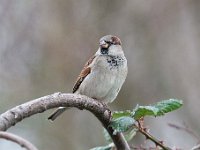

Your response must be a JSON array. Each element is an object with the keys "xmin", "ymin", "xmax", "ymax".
[{"xmin": 48, "ymin": 107, "xmax": 67, "ymax": 121}]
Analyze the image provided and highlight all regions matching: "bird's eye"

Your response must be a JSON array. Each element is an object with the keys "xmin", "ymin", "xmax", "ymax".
[{"xmin": 106, "ymin": 41, "xmax": 113, "ymax": 45}]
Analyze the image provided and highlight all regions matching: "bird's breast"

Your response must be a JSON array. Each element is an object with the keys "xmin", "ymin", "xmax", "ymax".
[{"xmin": 77, "ymin": 55, "xmax": 127, "ymax": 103}]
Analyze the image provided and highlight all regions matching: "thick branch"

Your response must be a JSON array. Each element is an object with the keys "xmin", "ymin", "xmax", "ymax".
[
  {"xmin": 0, "ymin": 131, "xmax": 38, "ymax": 150},
  {"xmin": 0, "ymin": 93, "xmax": 130, "ymax": 150}
]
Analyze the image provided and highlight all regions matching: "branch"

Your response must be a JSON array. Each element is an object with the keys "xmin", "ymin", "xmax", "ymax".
[
  {"xmin": 191, "ymin": 144, "xmax": 200, "ymax": 150},
  {"xmin": 168, "ymin": 123, "xmax": 200, "ymax": 142},
  {"xmin": 0, "ymin": 93, "xmax": 130, "ymax": 150},
  {"xmin": 168, "ymin": 123, "xmax": 200, "ymax": 150},
  {"xmin": 0, "ymin": 131, "xmax": 38, "ymax": 150},
  {"xmin": 134, "ymin": 120, "xmax": 171, "ymax": 150}
]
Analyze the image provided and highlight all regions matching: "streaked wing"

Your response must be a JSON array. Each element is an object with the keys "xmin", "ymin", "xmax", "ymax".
[{"xmin": 72, "ymin": 55, "xmax": 96, "ymax": 93}]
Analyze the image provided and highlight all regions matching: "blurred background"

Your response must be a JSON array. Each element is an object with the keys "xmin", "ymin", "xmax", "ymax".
[{"xmin": 0, "ymin": 0, "xmax": 200, "ymax": 149}]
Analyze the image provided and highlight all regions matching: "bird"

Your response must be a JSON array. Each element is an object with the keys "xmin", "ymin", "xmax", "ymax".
[{"xmin": 48, "ymin": 35, "xmax": 128, "ymax": 121}]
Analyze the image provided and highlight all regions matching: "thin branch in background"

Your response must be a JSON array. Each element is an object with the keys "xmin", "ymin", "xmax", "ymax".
[
  {"xmin": 168, "ymin": 123, "xmax": 200, "ymax": 150},
  {"xmin": 0, "ymin": 92, "xmax": 130, "ymax": 150},
  {"xmin": 0, "ymin": 131, "xmax": 38, "ymax": 150},
  {"xmin": 191, "ymin": 144, "xmax": 200, "ymax": 150},
  {"xmin": 168, "ymin": 123, "xmax": 200, "ymax": 143}
]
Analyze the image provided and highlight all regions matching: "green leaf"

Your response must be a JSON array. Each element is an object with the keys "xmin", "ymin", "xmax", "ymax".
[
  {"xmin": 109, "ymin": 116, "xmax": 136, "ymax": 134},
  {"xmin": 156, "ymin": 99, "xmax": 183, "ymax": 115},
  {"xmin": 132, "ymin": 105, "xmax": 159, "ymax": 120},
  {"xmin": 103, "ymin": 127, "xmax": 137, "ymax": 143},
  {"xmin": 124, "ymin": 127, "xmax": 137, "ymax": 142},
  {"xmin": 112, "ymin": 110, "xmax": 132, "ymax": 119},
  {"xmin": 133, "ymin": 99, "xmax": 183, "ymax": 120},
  {"xmin": 90, "ymin": 143, "xmax": 114, "ymax": 150}
]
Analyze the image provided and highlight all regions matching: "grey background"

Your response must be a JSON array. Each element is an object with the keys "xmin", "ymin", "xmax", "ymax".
[{"xmin": 0, "ymin": 0, "xmax": 200, "ymax": 149}]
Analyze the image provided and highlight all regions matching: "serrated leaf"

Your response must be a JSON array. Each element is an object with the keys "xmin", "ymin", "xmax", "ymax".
[
  {"xmin": 133, "ymin": 99, "xmax": 183, "ymax": 120},
  {"xmin": 156, "ymin": 99, "xmax": 183, "ymax": 115},
  {"xmin": 90, "ymin": 143, "xmax": 114, "ymax": 150},
  {"xmin": 109, "ymin": 117, "xmax": 136, "ymax": 134},
  {"xmin": 133, "ymin": 106, "xmax": 159, "ymax": 120},
  {"xmin": 112, "ymin": 110, "xmax": 132, "ymax": 119}
]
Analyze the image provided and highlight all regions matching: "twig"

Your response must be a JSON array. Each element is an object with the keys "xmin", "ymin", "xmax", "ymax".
[
  {"xmin": 191, "ymin": 144, "xmax": 200, "ymax": 150},
  {"xmin": 0, "ymin": 92, "xmax": 130, "ymax": 150},
  {"xmin": 168, "ymin": 123, "xmax": 200, "ymax": 143},
  {"xmin": 134, "ymin": 122, "xmax": 171, "ymax": 150},
  {"xmin": 168, "ymin": 123, "xmax": 200, "ymax": 150},
  {"xmin": 0, "ymin": 131, "xmax": 38, "ymax": 150}
]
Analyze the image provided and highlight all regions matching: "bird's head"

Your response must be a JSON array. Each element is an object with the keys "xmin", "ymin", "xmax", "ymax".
[{"xmin": 97, "ymin": 35, "xmax": 123, "ymax": 56}]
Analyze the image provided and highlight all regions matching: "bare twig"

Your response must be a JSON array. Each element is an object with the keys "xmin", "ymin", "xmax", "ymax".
[
  {"xmin": 191, "ymin": 144, "xmax": 200, "ymax": 150},
  {"xmin": 168, "ymin": 123, "xmax": 200, "ymax": 143},
  {"xmin": 0, "ymin": 92, "xmax": 130, "ymax": 150},
  {"xmin": 168, "ymin": 123, "xmax": 200, "ymax": 150},
  {"xmin": 0, "ymin": 131, "xmax": 38, "ymax": 150},
  {"xmin": 134, "ymin": 120, "xmax": 171, "ymax": 150}
]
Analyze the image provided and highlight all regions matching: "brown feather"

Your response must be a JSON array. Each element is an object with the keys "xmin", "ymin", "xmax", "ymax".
[
  {"xmin": 111, "ymin": 36, "xmax": 122, "ymax": 45},
  {"xmin": 72, "ymin": 55, "xmax": 96, "ymax": 93}
]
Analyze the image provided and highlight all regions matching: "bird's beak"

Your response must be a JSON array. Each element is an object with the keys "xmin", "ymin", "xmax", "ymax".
[{"xmin": 100, "ymin": 40, "xmax": 109, "ymax": 49}]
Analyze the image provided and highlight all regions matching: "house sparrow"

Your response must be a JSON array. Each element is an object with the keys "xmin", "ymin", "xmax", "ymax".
[{"xmin": 48, "ymin": 35, "xmax": 128, "ymax": 121}]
